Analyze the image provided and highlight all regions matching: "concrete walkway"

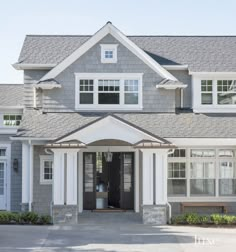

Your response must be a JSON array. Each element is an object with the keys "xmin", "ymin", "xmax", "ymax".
[{"xmin": 0, "ymin": 212, "xmax": 236, "ymax": 252}]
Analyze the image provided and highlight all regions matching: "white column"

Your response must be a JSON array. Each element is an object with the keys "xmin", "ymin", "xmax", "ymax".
[
  {"xmin": 78, "ymin": 151, "xmax": 83, "ymax": 213},
  {"xmin": 141, "ymin": 149, "xmax": 154, "ymax": 205},
  {"xmin": 154, "ymin": 150, "xmax": 168, "ymax": 205},
  {"xmin": 22, "ymin": 142, "xmax": 30, "ymax": 204},
  {"xmin": 66, "ymin": 150, "xmax": 79, "ymax": 205},
  {"xmin": 53, "ymin": 149, "xmax": 65, "ymax": 205},
  {"xmin": 22, "ymin": 142, "xmax": 34, "ymax": 211}
]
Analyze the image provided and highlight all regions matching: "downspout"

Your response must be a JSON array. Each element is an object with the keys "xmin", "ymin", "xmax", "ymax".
[
  {"xmin": 33, "ymin": 87, "xmax": 37, "ymax": 109},
  {"xmin": 167, "ymin": 202, "xmax": 172, "ymax": 224},
  {"xmin": 180, "ymin": 88, "xmax": 184, "ymax": 108}
]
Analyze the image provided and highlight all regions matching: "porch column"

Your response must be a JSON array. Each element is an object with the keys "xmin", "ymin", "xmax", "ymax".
[
  {"xmin": 21, "ymin": 142, "xmax": 33, "ymax": 212},
  {"xmin": 141, "ymin": 148, "xmax": 168, "ymax": 225},
  {"xmin": 51, "ymin": 148, "xmax": 80, "ymax": 224}
]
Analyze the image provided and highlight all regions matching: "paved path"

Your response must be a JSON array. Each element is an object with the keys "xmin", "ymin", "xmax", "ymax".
[{"xmin": 0, "ymin": 212, "xmax": 236, "ymax": 252}]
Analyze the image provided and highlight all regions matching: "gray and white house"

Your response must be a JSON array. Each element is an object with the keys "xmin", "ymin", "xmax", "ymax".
[{"xmin": 1, "ymin": 22, "xmax": 236, "ymax": 224}]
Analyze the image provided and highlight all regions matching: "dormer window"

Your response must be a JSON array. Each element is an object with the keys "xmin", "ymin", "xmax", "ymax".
[{"xmin": 100, "ymin": 44, "xmax": 118, "ymax": 63}]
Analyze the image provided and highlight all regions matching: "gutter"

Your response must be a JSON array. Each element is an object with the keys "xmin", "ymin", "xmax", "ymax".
[
  {"xmin": 12, "ymin": 63, "xmax": 56, "ymax": 70},
  {"xmin": 10, "ymin": 136, "xmax": 55, "ymax": 141}
]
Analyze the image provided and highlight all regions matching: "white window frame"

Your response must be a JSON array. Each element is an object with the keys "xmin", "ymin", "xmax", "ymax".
[
  {"xmin": 168, "ymin": 147, "xmax": 236, "ymax": 202},
  {"xmin": 192, "ymin": 73, "xmax": 236, "ymax": 113},
  {"xmin": 100, "ymin": 44, "xmax": 118, "ymax": 63},
  {"xmin": 75, "ymin": 73, "xmax": 143, "ymax": 110},
  {"xmin": 40, "ymin": 155, "xmax": 53, "ymax": 185}
]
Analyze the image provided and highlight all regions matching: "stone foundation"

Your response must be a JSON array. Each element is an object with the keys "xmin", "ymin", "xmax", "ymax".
[
  {"xmin": 142, "ymin": 205, "xmax": 167, "ymax": 225},
  {"xmin": 52, "ymin": 205, "xmax": 78, "ymax": 224}
]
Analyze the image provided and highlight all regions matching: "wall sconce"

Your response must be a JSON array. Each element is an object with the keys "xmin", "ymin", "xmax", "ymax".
[{"xmin": 13, "ymin": 159, "xmax": 18, "ymax": 172}]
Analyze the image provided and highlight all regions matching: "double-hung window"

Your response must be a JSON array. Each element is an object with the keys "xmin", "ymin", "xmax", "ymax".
[
  {"xmin": 40, "ymin": 155, "xmax": 53, "ymax": 184},
  {"xmin": 3, "ymin": 115, "xmax": 22, "ymax": 127},
  {"xmin": 168, "ymin": 149, "xmax": 187, "ymax": 196},
  {"xmin": 75, "ymin": 73, "xmax": 143, "ymax": 110},
  {"xmin": 190, "ymin": 149, "xmax": 215, "ymax": 196},
  {"xmin": 201, "ymin": 80, "xmax": 213, "ymax": 105}
]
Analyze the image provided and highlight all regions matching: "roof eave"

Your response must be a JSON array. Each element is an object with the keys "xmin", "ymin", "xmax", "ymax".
[
  {"xmin": 156, "ymin": 84, "xmax": 187, "ymax": 89},
  {"xmin": 12, "ymin": 63, "xmax": 56, "ymax": 70}
]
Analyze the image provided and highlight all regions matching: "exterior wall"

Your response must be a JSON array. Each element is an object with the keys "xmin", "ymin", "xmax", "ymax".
[
  {"xmin": 170, "ymin": 70, "xmax": 192, "ymax": 109},
  {"xmin": 32, "ymin": 145, "xmax": 52, "ymax": 215},
  {"xmin": 42, "ymin": 34, "xmax": 176, "ymax": 112},
  {"xmin": 24, "ymin": 70, "xmax": 48, "ymax": 108},
  {"xmin": 11, "ymin": 141, "xmax": 22, "ymax": 211},
  {"xmin": 170, "ymin": 202, "xmax": 236, "ymax": 216}
]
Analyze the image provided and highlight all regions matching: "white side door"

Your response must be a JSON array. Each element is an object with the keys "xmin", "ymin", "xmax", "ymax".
[{"xmin": 0, "ymin": 161, "xmax": 7, "ymax": 210}]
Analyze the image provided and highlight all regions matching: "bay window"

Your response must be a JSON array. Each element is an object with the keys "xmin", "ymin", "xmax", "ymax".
[{"xmin": 75, "ymin": 73, "xmax": 143, "ymax": 110}]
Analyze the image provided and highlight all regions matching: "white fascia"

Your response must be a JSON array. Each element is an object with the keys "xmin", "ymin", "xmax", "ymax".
[
  {"xmin": 39, "ymin": 23, "xmax": 177, "ymax": 82},
  {"xmin": 162, "ymin": 65, "xmax": 188, "ymax": 71},
  {"xmin": 166, "ymin": 138, "xmax": 236, "ymax": 146},
  {"xmin": 12, "ymin": 63, "xmax": 56, "ymax": 70},
  {"xmin": 156, "ymin": 84, "xmax": 187, "ymax": 90}
]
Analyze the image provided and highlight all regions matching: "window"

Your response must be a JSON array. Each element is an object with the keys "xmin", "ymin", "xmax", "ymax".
[
  {"xmin": 219, "ymin": 161, "xmax": 236, "ymax": 195},
  {"xmin": 3, "ymin": 115, "xmax": 22, "ymax": 127},
  {"xmin": 75, "ymin": 73, "xmax": 143, "ymax": 109},
  {"xmin": 124, "ymin": 80, "xmax": 139, "ymax": 104},
  {"xmin": 98, "ymin": 80, "xmax": 120, "ymax": 104},
  {"xmin": 219, "ymin": 149, "xmax": 234, "ymax": 157},
  {"xmin": 0, "ymin": 149, "xmax": 6, "ymax": 157},
  {"xmin": 100, "ymin": 44, "xmax": 118, "ymax": 63},
  {"xmin": 79, "ymin": 79, "xmax": 94, "ymax": 104},
  {"xmin": 190, "ymin": 162, "xmax": 215, "ymax": 196},
  {"xmin": 217, "ymin": 80, "xmax": 236, "ymax": 105},
  {"xmin": 168, "ymin": 149, "xmax": 186, "ymax": 157},
  {"xmin": 191, "ymin": 149, "xmax": 215, "ymax": 158},
  {"xmin": 201, "ymin": 80, "xmax": 213, "ymax": 105},
  {"xmin": 168, "ymin": 162, "xmax": 186, "ymax": 196},
  {"xmin": 40, "ymin": 156, "xmax": 53, "ymax": 184}
]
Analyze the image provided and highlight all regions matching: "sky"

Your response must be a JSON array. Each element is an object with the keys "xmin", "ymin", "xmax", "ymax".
[{"xmin": 1, "ymin": 0, "xmax": 236, "ymax": 84}]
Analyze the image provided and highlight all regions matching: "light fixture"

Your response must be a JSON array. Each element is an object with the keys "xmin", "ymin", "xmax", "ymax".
[
  {"xmin": 13, "ymin": 158, "xmax": 18, "ymax": 172},
  {"xmin": 104, "ymin": 149, "xmax": 113, "ymax": 162}
]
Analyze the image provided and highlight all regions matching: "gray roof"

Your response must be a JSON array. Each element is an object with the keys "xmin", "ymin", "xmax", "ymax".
[
  {"xmin": 15, "ymin": 109, "xmax": 236, "ymax": 139},
  {"xmin": 18, "ymin": 35, "xmax": 236, "ymax": 72},
  {"xmin": 0, "ymin": 84, "xmax": 23, "ymax": 107}
]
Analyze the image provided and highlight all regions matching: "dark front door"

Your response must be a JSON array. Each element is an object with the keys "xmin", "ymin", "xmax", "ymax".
[
  {"xmin": 83, "ymin": 153, "xmax": 96, "ymax": 210},
  {"xmin": 108, "ymin": 153, "xmax": 121, "ymax": 208},
  {"xmin": 120, "ymin": 153, "xmax": 134, "ymax": 210}
]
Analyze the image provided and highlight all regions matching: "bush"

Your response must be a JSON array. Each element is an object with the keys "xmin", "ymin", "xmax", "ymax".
[
  {"xmin": 0, "ymin": 211, "xmax": 51, "ymax": 225},
  {"xmin": 171, "ymin": 213, "xmax": 236, "ymax": 225}
]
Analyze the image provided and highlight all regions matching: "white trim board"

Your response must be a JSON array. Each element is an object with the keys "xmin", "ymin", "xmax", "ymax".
[
  {"xmin": 39, "ymin": 22, "xmax": 177, "ymax": 82},
  {"xmin": 166, "ymin": 138, "xmax": 236, "ymax": 146}
]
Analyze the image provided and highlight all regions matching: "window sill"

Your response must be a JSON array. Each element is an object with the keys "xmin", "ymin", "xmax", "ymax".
[
  {"xmin": 168, "ymin": 196, "xmax": 236, "ymax": 202},
  {"xmin": 40, "ymin": 181, "xmax": 52, "ymax": 185},
  {"xmin": 75, "ymin": 105, "xmax": 143, "ymax": 111}
]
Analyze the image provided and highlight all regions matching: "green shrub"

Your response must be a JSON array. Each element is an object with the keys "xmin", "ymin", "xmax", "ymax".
[
  {"xmin": 210, "ymin": 214, "xmax": 225, "ymax": 225},
  {"xmin": 19, "ymin": 212, "xmax": 39, "ymax": 224},
  {"xmin": 199, "ymin": 215, "xmax": 210, "ymax": 225},
  {"xmin": 185, "ymin": 213, "xmax": 201, "ymax": 225},
  {"xmin": 222, "ymin": 215, "xmax": 236, "ymax": 225},
  {"xmin": 171, "ymin": 215, "xmax": 187, "ymax": 225},
  {"xmin": 38, "ymin": 215, "xmax": 52, "ymax": 225}
]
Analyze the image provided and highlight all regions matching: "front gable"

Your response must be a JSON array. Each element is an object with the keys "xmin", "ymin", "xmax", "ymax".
[
  {"xmin": 40, "ymin": 22, "xmax": 177, "ymax": 82},
  {"xmin": 54, "ymin": 115, "xmax": 169, "ymax": 145}
]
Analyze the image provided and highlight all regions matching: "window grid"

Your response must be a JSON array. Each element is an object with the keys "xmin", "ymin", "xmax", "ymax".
[
  {"xmin": 104, "ymin": 50, "xmax": 113, "ymax": 59},
  {"xmin": 168, "ymin": 148, "xmax": 236, "ymax": 198},
  {"xmin": 3, "ymin": 115, "xmax": 22, "ymax": 126},
  {"xmin": 98, "ymin": 80, "xmax": 120, "ymax": 92},
  {"xmin": 201, "ymin": 80, "xmax": 213, "ymax": 105}
]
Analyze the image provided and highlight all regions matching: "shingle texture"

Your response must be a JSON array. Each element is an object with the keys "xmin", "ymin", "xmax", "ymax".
[
  {"xmin": 0, "ymin": 84, "xmax": 23, "ymax": 106},
  {"xmin": 16, "ymin": 109, "xmax": 236, "ymax": 139},
  {"xmin": 18, "ymin": 35, "xmax": 236, "ymax": 72}
]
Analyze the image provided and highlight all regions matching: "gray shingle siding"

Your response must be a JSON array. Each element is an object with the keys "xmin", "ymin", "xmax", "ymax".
[
  {"xmin": 43, "ymin": 34, "xmax": 175, "ymax": 112},
  {"xmin": 11, "ymin": 141, "xmax": 22, "ymax": 211},
  {"xmin": 24, "ymin": 70, "xmax": 48, "ymax": 108},
  {"xmin": 32, "ymin": 146, "xmax": 52, "ymax": 215}
]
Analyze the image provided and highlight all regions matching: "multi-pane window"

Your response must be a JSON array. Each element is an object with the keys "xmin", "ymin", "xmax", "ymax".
[
  {"xmin": 124, "ymin": 80, "xmax": 139, "ymax": 104},
  {"xmin": 219, "ymin": 161, "xmax": 236, "ymax": 196},
  {"xmin": 217, "ymin": 80, "xmax": 236, "ymax": 105},
  {"xmin": 168, "ymin": 162, "xmax": 186, "ymax": 196},
  {"xmin": 168, "ymin": 149, "xmax": 186, "ymax": 157},
  {"xmin": 79, "ymin": 79, "xmax": 94, "ymax": 104},
  {"xmin": 190, "ymin": 162, "xmax": 215, "ymax": 196},
  {"xmin": 104, "ymin": 50, "xmax": 113, "ymax": 59},
  {"xmin": 3, "ymin": 115, "xmax": 22, "ymax": 126},
  {"xmin": 40, "ymin": 156, "xmax": 53, "ymax": 184},
  {"xmin": 201, "ymin": 80, "xmax": 213, "ymax": 105},
  {"xmin": 98, "ymin": 80, "xmax": 120, "ymax": 104},
  {"xmin": 219, "ymin": 149, "xmax": 234, "ymax": 157}
]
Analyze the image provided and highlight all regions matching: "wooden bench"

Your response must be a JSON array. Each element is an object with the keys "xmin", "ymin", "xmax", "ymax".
[{"xmin": 181, "ymin": 202, "xmax": 228, "ymax": 214}]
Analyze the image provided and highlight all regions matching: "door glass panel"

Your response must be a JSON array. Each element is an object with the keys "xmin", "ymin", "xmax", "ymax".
[
  {"xmin": 84, "ymin": 154, "xmax": 94, "ymax": 192},
  {"xmin": 0, "ymin": 163, "xmax": 4, "ymax": 195},
  {"xmin": 123, "ymin": 154, "xmax": 132, "ymax": 192}
]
